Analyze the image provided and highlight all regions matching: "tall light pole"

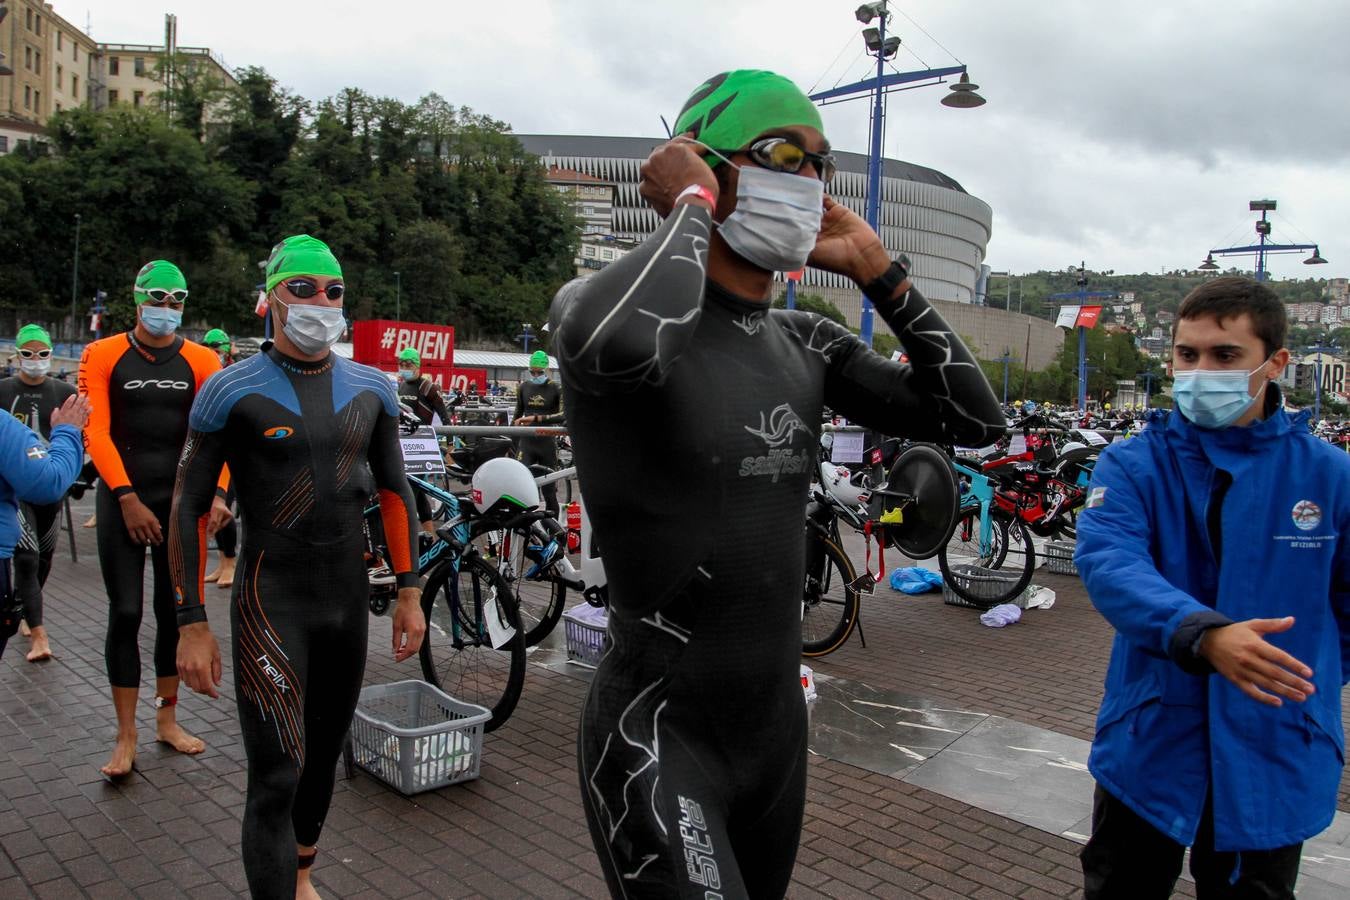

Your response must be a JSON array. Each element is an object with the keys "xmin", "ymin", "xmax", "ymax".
[
  {"xmin": 1198, "ymin": 199, "xmax": 1327, "ymax": 280},
  {"xmin": 996, "ymin": 347, "xmax": 1012, "ymax": 405},
  {"xmin": 1050, "ymin": 262, "xmax": 1115, "ymax": 414},
  {"xmin": 810, "ymin": 1, "xmax": 985, "ymax": 347},
  {"xmin": 69, "ymin": 213, "xmax": 81, "ymax": 346},
  {"xmin": 517, "ymin": 323, "xmax": 535, "ymax": 354},
  {"xmin": 393, "ymin": 271, "xmax": 401, "ymax": 321}
]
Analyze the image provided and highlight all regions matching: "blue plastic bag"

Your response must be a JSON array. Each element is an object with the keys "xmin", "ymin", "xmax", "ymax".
[{"xmin": 888, "ymin": 566, "xmax": 943, "ymax": 595}]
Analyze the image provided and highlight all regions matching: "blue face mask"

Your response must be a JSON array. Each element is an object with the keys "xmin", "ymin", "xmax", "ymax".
[
  {"xmin": 1173, "ymin": 359, "xmax": 1271, "ymax": 429},
  {"xmin": 530, "ymin": 373, "xmax": 547, "ymax": 385},
  {"xmin": 399, "ymin": 368, "xmax": 417, "ymax": 381},
  {"xmin": 139, "ymin": 305, "xmax": 182, "ymax": 337}
]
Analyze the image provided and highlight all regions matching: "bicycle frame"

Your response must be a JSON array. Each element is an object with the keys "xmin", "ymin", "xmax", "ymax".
[{"xmin": 949, "ymin": 458, "xmax": 998, "ymax": 558}]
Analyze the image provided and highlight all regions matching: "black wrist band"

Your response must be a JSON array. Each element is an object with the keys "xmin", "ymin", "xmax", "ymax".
[{"xmin": 861, "ymin": 260, "xmax": 909, "ymax": 304}]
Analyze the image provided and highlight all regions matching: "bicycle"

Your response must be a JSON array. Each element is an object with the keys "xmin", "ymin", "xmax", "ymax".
[{"xmin": 801, "ymin": 438, "xmax": 960, "ymax": 657}]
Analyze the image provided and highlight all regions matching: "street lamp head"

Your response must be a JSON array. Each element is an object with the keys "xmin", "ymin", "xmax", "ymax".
[
  {"xmin": 881, "ymin": 36, "xmax": 901, "ymax": 59},
  {"xmin": 855, "ymin": 2, "xmax": 887, "ymax": 24},
  {"xmin": 940, "ymin": 72, "xmax": 986, "ymax": 108},
  {"xmin": 1198, "ymin": 253, "xmax": 1220, "ymax": 271},
  {"xmin": 862, "ymin": 27, "xmax": 883, "ymax": 52},
  {"xmin": 1304, "ymin": 246, "xmax": 1328, "ymax": 265}
]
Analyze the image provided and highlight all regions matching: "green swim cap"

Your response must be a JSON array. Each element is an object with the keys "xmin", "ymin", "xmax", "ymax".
[
  {"xmin": 15, "ymin": 324, "xmax": 52, "ymax": 349},
  {"xmin": 529, "ymin": 350, "xmax": 549, "ymax": 368},
  {"xmin": 133, "ymin": 260, "xmax": 187, "ymax": 304},
  {"xmin": 398, "ymin": 347, "xmax": 421, "ymax": 366},
  {"xmin": 673, "ymin": 70, "xmax": 823, "ymax": 168},
  {"xmin": 203, "ymin": 328, "xmax": 230, "ymax": 349},
  {"xmin": 265, "ymin": 235, "xmax": 343, "ymax": 293}
]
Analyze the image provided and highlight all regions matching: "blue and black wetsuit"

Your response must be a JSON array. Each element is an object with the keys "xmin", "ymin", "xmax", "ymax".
[
  {"xmin": 169, "ymin": 346, "xmax": 418, "ymax": 900},
  {"xmin": 551, "ymin": 203, "xmax": 1004, "ymax": 898}
]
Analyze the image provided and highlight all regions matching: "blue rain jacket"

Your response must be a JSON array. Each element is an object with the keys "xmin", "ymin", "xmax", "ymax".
[
  {"xmin": 0, "ymin": 415, "xmax": 83, "ymax": 559},
  {"xmin": 1076, "ymin": 406, "xmax": 1349, "ymax": 851}
]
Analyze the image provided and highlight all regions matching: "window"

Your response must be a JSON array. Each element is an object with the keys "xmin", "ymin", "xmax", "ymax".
[
  {"xmin": 24, "ymin": 86, "xmax": 31, "ymax": 109},
  {"xmin": 25, "ymin": 47, "xmax": 32, "ymax": 70},
  {"xmin": 57, "ymin": 64, "xmax": 62, "ymax": 84},
  {"xmin": 74, "ymin": 45, "xmax": 78, "ymax": 62},
  {"xmin": 35, "ymin": 51, "xmax": 41, "ymax": 72},
  {"xmin": 133, "ymin": 90, "xmax": 143, "ymax": 108},
  {"xmin": 57, "ymin": 32, "xmax": 62, "ymax": 52},
  {"xmin": 0, "ymin": 136, "xmax": 8, "ymax": 154},
  {"xmin": 35, "ymin": 14, "xmax": 42, "ymax": 35},
  {"xmin": 34, "ymin": 91, "xmax": 40, "ymax": 112},
  {"xmin": 134, "ymin": 57, "xmax": 145, "ymax": 76},
  {"xmin": 72, "ymin": 75, "xmax": 78, "ymax": 97},
  {"xmin": 109, "ymin": 56, "xmax": 120, "ymax": 76},
  {"xmin": 108, "ymin": 89, "xmax": 119, "ymax": 104},
  {"xmin": 25, "ymin": 9, "xmax": 32, "ymax": 30},
  {"xmin": 55, "ymin": 102, "xmax": 61, "ymax": 112}
]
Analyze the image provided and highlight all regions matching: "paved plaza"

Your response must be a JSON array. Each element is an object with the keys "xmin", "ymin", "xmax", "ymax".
[{"xmin": 1, "ymin": 498, "xmax": 1346, "ymax": 898}]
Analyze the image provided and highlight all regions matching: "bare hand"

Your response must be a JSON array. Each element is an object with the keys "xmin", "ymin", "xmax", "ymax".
[
  {"xmin": 51, "ymin": 394, "xmax": 92, "ymax": 430},
  {"xmin": 120, "ymin": 494, "xmax": 163, "ymax": 545},
  {"xmin": 1198, "ymin": 617, "xmax": 1315, "ymax": 707},
  {"xmin": 177, "ymin": 623, "xmax": 222, "ymax": 699},
  {"xmin": 392, "ymin": 587, "xmax": 426, "ymax": 662},
  {"xmin": 640, "ymin": 134, "xmax": 719, "ymax": 219},
  {"xmin": 207, "ymin": 496, "xmax": 233, "ymax": 539},
  {"xmin": 804, "ymin": 195, "xmax": 901, "ymax": 290},
  {"xmin": 517, "ymin": 415, "xmax": 535, "ymax": 426}
]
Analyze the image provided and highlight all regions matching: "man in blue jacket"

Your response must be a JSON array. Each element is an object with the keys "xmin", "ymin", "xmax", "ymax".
[
  {"xmin": 0, "ymin": 392, "xmax": 89, "ymax": 659},
  {"xmin": 1076, "ymin": 276, "xmax": 1348, "ymax": 898}
]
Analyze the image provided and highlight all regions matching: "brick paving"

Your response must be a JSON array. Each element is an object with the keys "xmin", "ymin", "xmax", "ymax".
[{"xmin": 0, "ymin": 507, "xmax": 1336, "ymax": 897}]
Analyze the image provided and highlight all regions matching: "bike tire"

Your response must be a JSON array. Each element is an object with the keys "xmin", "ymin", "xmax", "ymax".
[
  {"xmin": 419, "ymin": 555, "xmax": 526, "ymax": 732},
  {"xmin": 938, "ymin": 505, "xmax": 1008, "ymax": 572},
  {"xmin": 501, "ymin": 528, "xmax": 567, "ymax": 647},
  {"xmin": 940, "ymin": 509, "xmax": 1035, "ymax": 608},
  {"xmin": 801, "ymin": 533, "xmax": 860, "ymax": 658}
]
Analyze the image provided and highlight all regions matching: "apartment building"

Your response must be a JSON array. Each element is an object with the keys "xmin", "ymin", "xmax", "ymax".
[{"xmin": 1, "ymin": 3, "xmax": 234, "ymax": 154}]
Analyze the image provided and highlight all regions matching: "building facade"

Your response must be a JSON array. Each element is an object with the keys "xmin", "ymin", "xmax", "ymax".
[{"xmin": 517, "ymin": 134, "xmax": 1062, "ymax": 369}]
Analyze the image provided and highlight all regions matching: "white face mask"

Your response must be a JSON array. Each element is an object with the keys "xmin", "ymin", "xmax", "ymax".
[
  {"xmin": 716, "ymin": 163, "xmax": 824, "ymax": 273},
  {"xmin": 20, "ymin": 358, "xmax": 51, "ymax": 378},
  {"xmin": 272, "ymin": 295, "xmax": 346, "ymax": 354}
]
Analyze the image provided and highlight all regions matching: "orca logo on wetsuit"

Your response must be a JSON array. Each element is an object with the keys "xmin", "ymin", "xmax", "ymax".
[
  {"xmin": 122, "ymin": 379, "xmax": 191, "ymax": 390},
  {"xmin": 739, "ymin": 403, "xmax": 813, "ymax": 482},
  {"xmin": 262, "ymin": 426, "xmax": 294, "ymax": 440}
]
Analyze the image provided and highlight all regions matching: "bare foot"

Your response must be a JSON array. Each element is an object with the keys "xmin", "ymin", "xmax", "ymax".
[
  {"xmin": 26, "ymin": 628, "xmax": 52, "ymax": 662},
  {"xmin": 156, "ymin": 718, "xmax": 206, "ymax": 755},
  {"xmin": 296, "ymin": 851, "xmax": 321, "ymax": 900},
  {"xmin": 215, "ymin": 560, "xmax": 236, "ymax": 590},
  {"xmin": 100, "ymin": 733, "xmax": 137, "ymax": 779},
  {"xmin": 203, "ymin": 568, "xmax": 221, "ymax": 584},
  {"xmin": 83, "ymin": 514, "xmax": 97, "ymax": 528},
  {"xmin": 18, "ymin": 619, "xmax": 30, "ymax": 637}
]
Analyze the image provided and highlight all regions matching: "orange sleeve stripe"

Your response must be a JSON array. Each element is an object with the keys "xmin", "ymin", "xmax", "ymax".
[
  {"xmin": 378, "ymin": 488, "xmax": 415, "ymax": 574},
  {"xmin": 183, "ymin": 343, "xmax": 232, "ymax": 494},
  {"xmin": 77, "ymin": 336, "xmax": 132, "ymax": 491}
]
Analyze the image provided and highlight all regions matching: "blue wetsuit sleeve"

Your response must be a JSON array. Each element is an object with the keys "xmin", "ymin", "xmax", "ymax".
[
  {"xmin": 170, "ymin": 425, "xmax": 229, "ymax": 627},
  {"xmin": 0, "ymin": 419, "xmax": 83, "ymax": 505},
  {"xmin": 549, "ymin": 204, "xmax": 712, "ymax": 396},
  {"xmin": 1075, "ymin": 447, "xmax": 1219, "ymax": 661}
]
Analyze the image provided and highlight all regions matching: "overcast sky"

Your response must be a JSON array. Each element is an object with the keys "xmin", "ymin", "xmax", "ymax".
[{"xmin": 81, "ymin": 0, "xmax": 1349, "ymax": 281}]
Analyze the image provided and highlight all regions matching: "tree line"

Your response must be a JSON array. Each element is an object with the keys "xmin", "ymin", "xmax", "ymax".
[{"xmin": 0, "ymin": 66, "xmax": 579, "ymax": 342}]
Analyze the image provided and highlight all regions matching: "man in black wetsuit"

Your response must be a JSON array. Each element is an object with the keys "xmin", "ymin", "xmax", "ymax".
[
  {"xmin": 0, "ymin": 324, "xmax": 76, "ymax": 661},
  {"xmin": 172, "ymin": 235, "xmax": 425, "ymax": 900},
  {"xmin": 514, "ymin": 349, "xmax": 564, "ymax": 517},
  {"xmin": 397, "ymin": 346, "xmax": 455, "ymax": 533},
  {"xmin": 551, "ymin": 70, "xmax": 1004, "ymax": 898}
]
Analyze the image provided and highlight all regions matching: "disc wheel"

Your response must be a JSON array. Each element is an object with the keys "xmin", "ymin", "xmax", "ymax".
[
  {"xmin": 419, "ymin": 556, "xmax": 526, "ymax": 732},
  {"xmin": 878, "ymin": 443, "xmax": 960, "ymax": 560}
]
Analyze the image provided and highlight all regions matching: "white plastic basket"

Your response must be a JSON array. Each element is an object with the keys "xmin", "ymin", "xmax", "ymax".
[
  {"xmin": 563, "ymin": 607, "xmax": 608, "ymax": 668},
  {"xmin": 348, "ymin": 680, "xmax": 490, "ymax": 795},
  {"xmin": 1044, "ymin": 540, "xmax": 1078, "ymax": 576}
]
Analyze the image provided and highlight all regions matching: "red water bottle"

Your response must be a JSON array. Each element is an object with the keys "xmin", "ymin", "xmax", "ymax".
[{"xmin": 566, "ymin": 501, "xmax": 581, "ymax": 554}]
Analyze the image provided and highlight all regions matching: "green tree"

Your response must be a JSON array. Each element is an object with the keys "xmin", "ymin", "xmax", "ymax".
[
  {"xmin": 771, "ymin": 292, "xmax": 847, "ymax": 325},
  {"xmin": 151, "ymin": 52, "xmax": 235, "ymax": 141}
]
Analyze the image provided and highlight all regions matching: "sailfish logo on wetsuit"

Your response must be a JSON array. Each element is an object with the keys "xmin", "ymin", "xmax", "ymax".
[{"xmin": 740, "ymin": 403, "xmax": 813, "ymax": 481}]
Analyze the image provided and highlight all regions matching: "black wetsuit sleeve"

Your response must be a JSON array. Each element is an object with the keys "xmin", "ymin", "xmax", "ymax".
[
  {"xmin": 549, "ymin": 204, "xmax": 712, "ymax": 396},
  {"xmin": 800, "ymin": 286, "xmax": 1005, "ymax": 447},
  {"xmin": 169, "ymin": 427, "xmax": 229, "ymax": 626},
  {"xmin": 368, "ymin": 407, "xmax": 420, "ymax": 590},
  {"xmin": 430, "ymin": 385, "xmax": 451, "ymax": 425}
]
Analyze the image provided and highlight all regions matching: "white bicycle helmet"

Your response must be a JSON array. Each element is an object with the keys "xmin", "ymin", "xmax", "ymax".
[
  {"xmin": 470, "ymin": 457, "xmax": 541, "ymax": 518},
  {"xmin": 818, "ymin": 461, "xmax": 869, "ymax": 507}
]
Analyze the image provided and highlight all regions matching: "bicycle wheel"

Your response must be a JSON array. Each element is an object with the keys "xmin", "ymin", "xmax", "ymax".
[
  {"xmin": 500, "ymin": 527, "xmax": 567, "ymax": 647},
  {"xmin": 938, "ymin": 505, "xmax": 1008, "ymax": 571},
  {"xmin": 801, "ymin": 532, "xmax": 860, "ymax": 658},
  {"xmin": 939, "ymin": 509, "xmax": 1035, "ymax": 608},
  {"xmin": 419, "ymin": 555, "xmax": 526, "ymax": 732}
]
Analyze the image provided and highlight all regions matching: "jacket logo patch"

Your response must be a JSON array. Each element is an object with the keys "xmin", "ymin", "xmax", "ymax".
[
  {"xmin": 25, "ymin": 445, "xmax": 47, "ymax": 460},
  {"xmin": 1086, "ymin": 486, "xmax": 1107, "ymax": 509},
  {"xmin": 1291, "ymin": 500, "xmax": 1322, "ymax": 532}
]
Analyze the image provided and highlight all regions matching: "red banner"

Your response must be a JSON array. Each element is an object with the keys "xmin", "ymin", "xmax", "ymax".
[
  {"xmin": 352, "ymin": 320, "xmax": 455, "ymax": 370},
  {"xmin": 448, "ymin": 368, "xmax": 488, "ymax": 394},
  {"xmin": 1075, "ymin": 306, "xmax": 1103, "ymax": 329}
]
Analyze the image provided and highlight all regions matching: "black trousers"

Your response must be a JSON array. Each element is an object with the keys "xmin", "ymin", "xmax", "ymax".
[{"xmin": 1082, "ymin": 785, "xmax": 1302, "ymax": 899}]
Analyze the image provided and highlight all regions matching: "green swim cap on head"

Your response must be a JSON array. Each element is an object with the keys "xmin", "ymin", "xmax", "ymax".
[
  {"xmin": 673, "ymin": 69, "xmax": 824, "ymax": 168},
  {"xmin": 529, "ymin": 350, "xmax": 549, "ymax": 368},
  {"xmin": 203, "ymin": 328, "xmax": 230, "ymax": 348},
  {"xmin": 265, "ymin": 235, "xmax": 343, "ymax": 293},
  {"xmin": 133, "ymin": 260, "xmax": 187, "ymax": 304},
  {"xmin": 15, "ymin": 324, "xmax": 52, "ymax": 348},
  {"xmin": 398, "ymin": 347, "xmax": 421, "ymax": 366}
]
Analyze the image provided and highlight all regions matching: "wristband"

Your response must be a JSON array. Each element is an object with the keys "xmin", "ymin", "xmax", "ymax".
[
  {"xmin": 861, "ymin": 260, "xmax": 910, "ymax": 304},
  {"xmin": 675, "ymin": 183, "xmax": 717, "ymax": 208}
]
